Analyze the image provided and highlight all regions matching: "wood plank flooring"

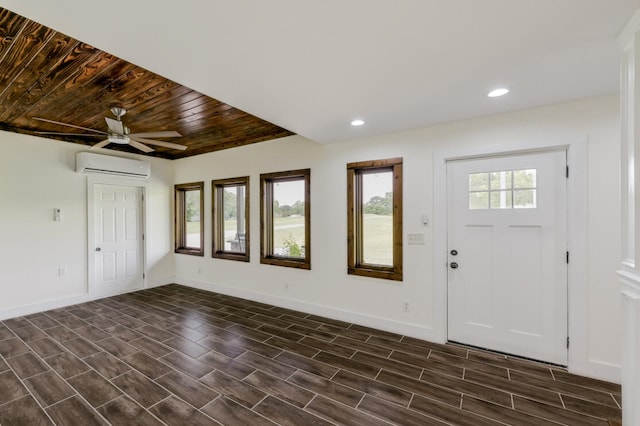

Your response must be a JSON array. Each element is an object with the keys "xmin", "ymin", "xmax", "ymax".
[{"xmin": 0, "ymin": 284, "xmax": 622, "ymax": 425}]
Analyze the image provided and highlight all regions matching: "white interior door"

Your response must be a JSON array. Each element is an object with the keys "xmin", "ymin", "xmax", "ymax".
[
  {"xmin": 447, "ymin": 150, "xmax": 568, "ymax": 365},
  {"xmin": 94, "ymin": 184, "xmax": 144, "ymax": 297}
]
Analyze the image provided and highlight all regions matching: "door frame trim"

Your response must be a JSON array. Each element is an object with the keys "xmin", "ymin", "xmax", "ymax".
[
  {"xmin": 433, "ymin": 141, "xmax": 589, "ymax": 375},
  {"xmin": 87, "ymin": 175, "xmax": 148, "ymax": 298}
]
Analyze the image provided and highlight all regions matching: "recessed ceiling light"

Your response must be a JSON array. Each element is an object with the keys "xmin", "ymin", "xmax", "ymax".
[
  {"xmin": 351, "ymin": 119, "xmax": 365, "ymax": 126},
  {"xmin": 487, "ymin": 88, "xmax": 509, "ymax": 98}
]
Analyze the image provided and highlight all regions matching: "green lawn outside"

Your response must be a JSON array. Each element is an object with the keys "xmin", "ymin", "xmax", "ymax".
[
  {"xmin": 186, "ymin": 221, "xmax": 201, "ymax": 234},
  {"xmin": 273, "ymin": 216, "xmax": 305, "ymax": 256},
  {"xmin": 186, "ymin": 213, "xmax": 393, "ymax": 264},
  {"xmin": 362, "ymin": 214, "xmax": 393, "ymax": 265}
]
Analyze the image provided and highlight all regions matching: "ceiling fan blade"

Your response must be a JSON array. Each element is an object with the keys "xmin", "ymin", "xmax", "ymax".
[
  {"xmin": 105, "ymin": 117, "xmax": 124, "ymax": 134},
  {"xmin": 128, "ymin": 140, "xmax": 154, "ymax": 153},
  {"xmin": 90, "ymin": 140, "xmax": 112, "ymax": 150},
  {"xmin": 34, "ymin": 132, "xmax": 104, "ymax": 137},
  {"xmin": 33, "ymin": 117, "xmax": 106, "ymax": 134},
  {"xmin": 128, "ymin": 131, "xmax": 182, "ymax": 138},
  {"xmin": 132, "ymin": 137, "xmax": 188, "ymax": 151}
]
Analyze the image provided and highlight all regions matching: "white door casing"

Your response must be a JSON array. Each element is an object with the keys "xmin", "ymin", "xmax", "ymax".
[
  {"xmin": 447, "ymin": 150, "xmax": 568, "ymax": 365},
  {"xmin": 93, "ymin": 184, "xmax": 144, "ymax": 297}
]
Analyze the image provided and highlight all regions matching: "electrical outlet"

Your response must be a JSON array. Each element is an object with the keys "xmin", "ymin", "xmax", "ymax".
[
  {"xmin": 58, "ymin": 267, "xmax": 66, "ymax": 277},
  {"xmin": 402, "ymin": 300, "xmax": 410, "ymax": 312},
  {"xmin": 197, "ymin": 267, "xmax": 202, "ymax": 275},
  {"xmin": 284, "ymin": 283, "xmax": 289, "ymax": 291},
  {"xmin": 407, "ymin": 233, "xmax": 425, "ymax": 245}
]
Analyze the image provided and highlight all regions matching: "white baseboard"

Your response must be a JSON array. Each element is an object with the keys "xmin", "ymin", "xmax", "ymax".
[
  {"xmin": 0, "ymin": 275, "xmax": 174, "ymax": 321},
  {"xmin": 0, "ymin": 293, "xmax": 92, "ymax": 321},
  {"xmin": 567, "ymin": 358, "xmax": 619, "ymax": 385},
  {"xmin": 147, "ymin": 275, "xmax": 176, "ymax": 289},
  {"xmin": 575, "ymin": 359, "xmax": 621, "ymax": 384},
  {"xmin": 177, "ymin": 278, "xmax": 436, "ymax": 342}
]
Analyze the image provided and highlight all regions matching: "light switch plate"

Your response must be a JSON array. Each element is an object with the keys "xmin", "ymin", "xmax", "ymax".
[{"xmin": 407, "ymin": 233, "xmax": 425, "ymax": 245}]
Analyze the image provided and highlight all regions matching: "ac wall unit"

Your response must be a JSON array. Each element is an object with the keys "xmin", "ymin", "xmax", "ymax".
[{"xmin": 76, "ymin": 152, "xmax": 150, "ymax": 179}]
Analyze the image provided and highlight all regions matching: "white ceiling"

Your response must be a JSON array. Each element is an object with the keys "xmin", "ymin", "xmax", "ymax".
[{"xmin": 3, "ymin": 1, "xmax": 637, "ymax": 144}]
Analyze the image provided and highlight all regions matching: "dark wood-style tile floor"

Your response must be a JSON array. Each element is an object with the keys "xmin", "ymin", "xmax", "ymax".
[{"xmin": 0, "ymin": 284, "xmax": 621, "ymax": 425}]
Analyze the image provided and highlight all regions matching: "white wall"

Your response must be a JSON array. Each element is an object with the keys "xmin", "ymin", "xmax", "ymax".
[
  {"xmin": 174, "ymin": 95, "xmax": 621, "ymax": 382},
  {"xmin": 584, "ymin": 99, "xmax": 622, "ymax": 377},
  {"xmin": 0, "ymin": 131, "xmax": 174, "ymax": 317}
]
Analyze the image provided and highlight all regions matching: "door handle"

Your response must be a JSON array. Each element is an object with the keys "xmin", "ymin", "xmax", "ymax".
[
  {"xmin": 450, "ymin": 262, "xmax": 458, "ymax": 269},
  {"xmin": 95, "ymin": 247, "xmax": 101, "ymax": 252}
]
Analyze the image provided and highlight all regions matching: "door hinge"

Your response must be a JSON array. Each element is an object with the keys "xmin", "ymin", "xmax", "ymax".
[
  {"xmin": 143, "ymin": 272, "xmax": 146, "ymax": 280},
  {"xmin": 142, "ymin": 233, "xmax": 145, "ymax": 241},
  {"xmin": 567, "ymin": 336, "xmax": 570, "ymax": 349},
  {"xmin": 566, "ymin": 165, "xmax": 569, "ymax": 178},
  {"xmin": 566, "ymin": 251, "xmax": 569, "ymax": 264}
]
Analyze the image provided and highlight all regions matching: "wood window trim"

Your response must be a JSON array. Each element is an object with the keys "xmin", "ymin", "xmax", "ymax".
[
  {"xmin": 260, "ymin": 169, "xmax": 311, "ymax": 270},
  {"xmin": 212, "ymin": 176, "xmax": 250, "ymax": 262},
  {"xmin": 175, "ymin": 182, "xmax": 204, "ymax": 256},
  {"xmin": 347, "ymin": 158, "xmax": 403, "ymax": 281}
]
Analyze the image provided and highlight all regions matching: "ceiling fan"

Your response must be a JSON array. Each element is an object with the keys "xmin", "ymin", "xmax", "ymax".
[{"xmin": 33, "ymin": 107, "xmax": 187, "ymax": 153}]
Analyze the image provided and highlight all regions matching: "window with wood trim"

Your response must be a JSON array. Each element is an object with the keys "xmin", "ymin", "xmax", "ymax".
[
  {"xmin": 347, "ymin": 158, "xmax": 403, "ymax": 281},
  {"xmin": 260, "ymin": 169, "xmax": 311, "ymax": 269},
  {"xmin": 175, "ymin": 182, "xmax": 204, "ymax": 256},
  {"xmin": 212, "ymin": 177, "xmax": 250, "ymax": 262}
]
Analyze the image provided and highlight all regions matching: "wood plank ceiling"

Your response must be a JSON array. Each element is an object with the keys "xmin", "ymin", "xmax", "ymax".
[{"xmin": 0, "ymin": 8, "xmax": 294, "ymax": 160}]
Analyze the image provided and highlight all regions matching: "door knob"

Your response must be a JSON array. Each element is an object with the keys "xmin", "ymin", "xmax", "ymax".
[
  {"xmin": 95, "ymin": 247, "xmax": 101, "ymax": 252},
  {"xmin": 450, "ymin": 262, "xmax": 458, "ymax": 269}
]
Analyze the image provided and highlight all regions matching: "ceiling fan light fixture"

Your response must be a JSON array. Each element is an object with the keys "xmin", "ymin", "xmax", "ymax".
[{"xmin": 108, "ymin": 134, "xmax": 130, "ymax": 144}]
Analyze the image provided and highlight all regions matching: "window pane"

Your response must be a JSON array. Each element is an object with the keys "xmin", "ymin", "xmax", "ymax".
[
  {"xmin": 514, "ymin": 169, "xmax": 536, "ymax": 189},
  {"xmin": 175, "ymin": 182, "xmax": 204, "ymax": 256},
  {"xmin": 469, "ymin": 173, "xmax": 489, "ymax": 191},
  {"xmin": 490, "ymin": 190, "xmax": 512, "ymax": 209},
  {"xmin": 467, "ymin": 169, "xmax": 537, "ymax": 211},
  {"xmin": 362, "ymin": 171, "xmax": 393, "ymax": 265},
  {"xmin": 514, "ymin": 189, "xmax": 537, "ymax": 208},
  {"xmin": 273, "ymin": 180, "xmax": 305, "ymax": 258},
  {"xmin": 185, "ymin": 189, "xmax": 201, "ymax": 248},
  {"xmin": 347, "ymin": 158, "xmax": 402, "ymax": 281},
  {"xmin": 223, "ymin": 185, "xmax": 246, "ymax": 252},
  {"xmin": 469, "ymin": 191, "xmax": 489, "ymax": 209},
  {"xmin": 490, "ymin": 170, "xmax": 512, "ymax": 190}
]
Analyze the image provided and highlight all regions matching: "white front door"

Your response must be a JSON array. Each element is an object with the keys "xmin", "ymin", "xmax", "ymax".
[
  {"xmin": 447, "ymin": 150, "xmax": 568, "ymax": 365},
  {"xmin": 94, "ymin": 184, "xmax": 144, "ymax": 297}
]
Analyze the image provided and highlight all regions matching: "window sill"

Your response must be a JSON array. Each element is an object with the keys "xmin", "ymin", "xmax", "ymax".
[
  {"xmin": 175, "ymin": 248, "xmax": 204, "ymax": 257},
  {"xmin": 213, "ymin": 251, "xmax": 250, "ymax": 262},
  {"xmin": 348, "ymin": 266, "xmax": 402, "ymax": 281},
  {"xmin": 261, "ymin": 256, "xmax": 310, "ymax": 270}
]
